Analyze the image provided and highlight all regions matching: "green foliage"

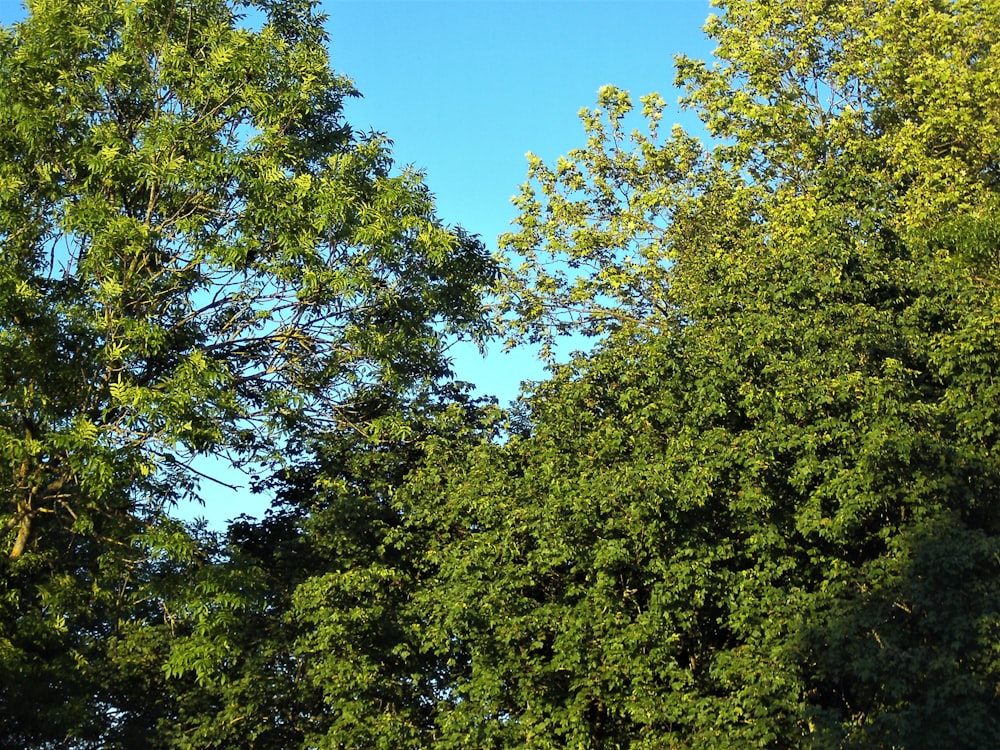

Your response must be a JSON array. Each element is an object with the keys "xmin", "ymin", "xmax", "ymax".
[
  {"xmin": 407, "ymin": 208, "xmax": 1000, "ymax": 744},
  {"xmin": 497, "ymin": 85, "xmax": 712, "ymax": 356},
  {"xmin": 0, "ymin": 0, "xmax": 491, "ymax": 745},
  {"xmin": 5, "ymin": 0, "xmax": 1000, "ymax": 746},
  {"xmin": 411, "ymin": 0, "xmax": 1000, "ymax": 746},
  {"xmin": 133, "ymin": 385, "xmax": 502, "ymax": 748},
  {"xmin": 0, "ymin": 0, "xmax": 493, "ymax": 556}
]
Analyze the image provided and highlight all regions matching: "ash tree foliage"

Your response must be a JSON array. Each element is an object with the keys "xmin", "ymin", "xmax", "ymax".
[
  {"xmin": 4, "ymin": 0, "xmax": 1000, "ymax": 747},
  {"xmin": 0, "ymin": 0, "xmax": 492, "ymax": 745},
  {"xmin": 0, "ymin": 0, "xmax": 491, "ymax": 560}
]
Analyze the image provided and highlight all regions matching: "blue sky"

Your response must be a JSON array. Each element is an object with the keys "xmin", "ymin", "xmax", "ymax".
[
  {"xmin": 0, "ymin": 0, "xmax": 716, "ymax": 526},
  {"xmin": 326, "ymin": 1, "xmax": 714, "ymax": 403}
]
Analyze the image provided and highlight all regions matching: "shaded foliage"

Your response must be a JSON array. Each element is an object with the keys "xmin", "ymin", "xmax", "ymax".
[{"xmin": 137, "ymin": 385, "xmax": 501, "ymax": 748}]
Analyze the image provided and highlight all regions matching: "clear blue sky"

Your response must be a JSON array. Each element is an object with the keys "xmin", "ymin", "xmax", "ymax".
[{"xmin": 0, "ymin": 0, "xmax": 715, "ymax": 527}]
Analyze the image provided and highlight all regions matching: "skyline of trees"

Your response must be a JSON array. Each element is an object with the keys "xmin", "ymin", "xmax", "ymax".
[{"xmin": 3, "ymin": 0, "xmax": 1000, "ymax": 746}]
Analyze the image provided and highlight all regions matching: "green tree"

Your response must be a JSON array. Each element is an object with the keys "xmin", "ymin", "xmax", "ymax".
[
  {"xmin": 0, "ymin": 0, "xmax": 491, "ymax": 744},
  {"xmin": 403, "ymin": 0, "xmax": 1000, "ymax": 746},
  {"xmin": 133, "ymin": 385, "xmax": 500, "ymax": 748}
]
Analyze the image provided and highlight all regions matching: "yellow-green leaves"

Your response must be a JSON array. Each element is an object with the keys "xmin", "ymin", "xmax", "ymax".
[
  {"xmin": 475, "ymin": 1, "xmax": 1000, "ymax": 746},
  {"xmin": 0, "ymin": 2, "xmax": 492, "ymax": 742},
  {"xmin": 0, "ymin": 0, "xmax": 494, "ymax": 523},
  {"xmin": 498, "ymin": 86, "xmax": 709, "ymax": 357}
]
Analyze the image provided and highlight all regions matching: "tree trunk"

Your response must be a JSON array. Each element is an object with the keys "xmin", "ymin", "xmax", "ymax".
[{"xmin": 9, "ymin": 509, "xmax": 31, "ymax": 560}]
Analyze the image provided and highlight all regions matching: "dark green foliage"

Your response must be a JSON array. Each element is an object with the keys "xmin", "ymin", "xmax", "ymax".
[
  {"xmin": 393, "ymin": 228, "xmax": 1000, "ymax": 746},
  {"xmin": 115, "ymin": 386, "xmax": 501, "ymax": 748},
  {"xmin": 386, "ymin": 0, "xmax": 1000, "ymax": 744}
]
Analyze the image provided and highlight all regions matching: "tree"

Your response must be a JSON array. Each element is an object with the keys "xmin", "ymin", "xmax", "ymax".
[
  {"xmin": 129, "ymin": 385, "xmax": 500, "ymax": 748},
  {"xmin": 0, "ymin": 0, "xmax": 492, "ymax": 744},
  {"xmin": 397, "ymin": 0, "xmax": 1000, "ymax": 746}
]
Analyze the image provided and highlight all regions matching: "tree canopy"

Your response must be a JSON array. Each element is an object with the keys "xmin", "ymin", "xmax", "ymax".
[
  {"xmin": 3, "ymin": 0, "xmax": 1000, "ymax": 747},
  {"xmin": 0, "ymin": 0, "xmax": 491, "ymax": 744}
]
